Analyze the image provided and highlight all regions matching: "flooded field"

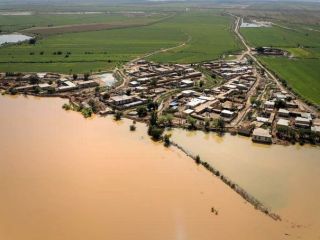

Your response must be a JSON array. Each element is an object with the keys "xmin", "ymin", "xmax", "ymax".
[
  {"xmin": 0, "ymin": 95, "xmax": 318, "ymax": 239},
  {"xmin": 98, "ymin": 73, "xmax": 117, "ymax": 87},
  {"xmin": 0, "ymin": 34, "xmax": 31, "ymax": 45},
  {"xmin": 170, "ymin": 129, "xmax": 320, "ymax": 237}
]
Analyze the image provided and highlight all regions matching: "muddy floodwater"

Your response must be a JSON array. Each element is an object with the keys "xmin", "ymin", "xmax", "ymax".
[
  {"xmin": 0, "ymin": 95, "xmax": 318, "ymax": 239},
  {"xmin": 170, "ymin": 129, "xmax": 320, "ymax": 238}
]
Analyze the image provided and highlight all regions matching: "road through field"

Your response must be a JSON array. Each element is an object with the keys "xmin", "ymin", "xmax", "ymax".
[{"xmin": 230, "ymin": 14, "xmax": 318, "ymax": 115}]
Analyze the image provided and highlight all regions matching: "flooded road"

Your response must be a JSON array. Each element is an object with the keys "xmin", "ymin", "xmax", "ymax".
[
  {"xmin": 170, "ymin": 129, "xmax": 320, "ymax": 237},
  {"xmin": 0, "ymin": 95, "xmax": 318, "ymax": 239}
]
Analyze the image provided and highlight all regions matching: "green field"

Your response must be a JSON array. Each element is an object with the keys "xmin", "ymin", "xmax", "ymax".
[
  {"xmin": 260, "ymin": 57, "xmax": 320, "ymax": 105},
  {"xmin": 0, "ymin": 11, "xmax": 241, "ymax": 73},
  {"xmin": 0, "ymin": 13, "xmax": 122, "ymax": 33},
  {"xmin": 241, "ymin": 26, "xmax": 320, "ymax": 48},
  {"xmin": 241, "ymin": 21, "xmax": 320, "ymax": 106},
  {"xmin": 148, "ymin": 12, "xmax": 241, "ymax": 63}
]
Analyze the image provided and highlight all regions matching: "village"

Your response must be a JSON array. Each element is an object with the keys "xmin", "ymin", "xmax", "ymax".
[{"xmin": 0, "ymin": 57, "xmax": 319, "ymax": 145}]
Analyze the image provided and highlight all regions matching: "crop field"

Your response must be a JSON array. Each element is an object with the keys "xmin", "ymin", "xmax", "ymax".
[
  {"xmin": 241, "ymin": 26, "xmax": 320, "ymax": 48},
  {"xmin": 260, "ymin": 57, "xmax": 320, "ymax": 105},
  {"xmin": 240, "ymin": 11, "xmax": 320, "ymax": 106},
  {"xmin": 0, "ymin": 10, "xmax": 241, "ymax": 73},
  {"xmin": 0, "ymin": 12, "xmax": 166, "ymax": 33},
  {"xmin": 148, "ymin": 11, "xmax": 241, "ymax": 63}
]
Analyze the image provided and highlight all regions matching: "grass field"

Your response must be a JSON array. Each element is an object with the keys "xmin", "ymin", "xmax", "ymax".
[
  {"xmin": 0, "ymin": 12, "xmax": 166, "ymax": 33},
  {"xmin": 260, "ymin": 57, "xmax": 320, "ymax": 105},
  {"xmin": 240, "ymin": 17, "xmax": 320, "ymax": 106},
  {"xmin": 148, "ymin": 11, "xmax": 241, "ymax": 63},
  {"xmin": 0, "ymin": 10, "xmax": 241, "ymax": 73},
  {"xmin": 241, "ymin": 26, "xmax": 320, "ymax": 48}
]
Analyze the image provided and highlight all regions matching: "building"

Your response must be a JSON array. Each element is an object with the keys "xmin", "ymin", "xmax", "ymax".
[
  {"xmin": 57, "ymin": 81, "xmax": 77, "ymax": 92},
  {"xmin": 276, "ymin": 119, "xmax": 290, "ymax": 128},
  {"xmin": 180, "ymin": 79, "xmax": 194, "ymax": 88},
  {"xmin": 264, "ymin": 101, "xmax": 275, "ymax": 109},
  {"xmin": 252, "ymin": 128, "xmax": 272, "ymax": 144},
  {"xmin": 278, "ymin": 108, "xmax": 289, "ymax": 118},
  {"xmin": 295, "ymin": 117, "xmax": 311, "ymax": 128},
  {"xmin": 38, "ymin": 83, "xmax": 51, "ymax": 90},
  {"xmin": 77, "ymin": 80, "xmax": 99, "ymax": 88},
  {"xmin": 129, "ymin": 81, "xmax": 140, "ymax": 87},
  {"xmin": 221, "ymin": 109, "xmax": 235, "ymax": 118},
  {"xmin": 110, "ymin": 95, "xmax": 135, "ymax": 105}
]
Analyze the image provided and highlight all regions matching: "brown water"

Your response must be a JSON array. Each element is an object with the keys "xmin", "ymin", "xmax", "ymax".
[
  {"xmin": 170, "ymin": 129, "xmax": 320, "ymax": 238},
  {"xmin": 0, "ymin": 95, "xmax": 316, "ymax": 240}
]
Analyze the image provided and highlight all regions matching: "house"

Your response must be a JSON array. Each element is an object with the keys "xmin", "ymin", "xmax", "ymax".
[
  {"xmin": 180, "ymin": 79, "xmax": 194, "ymax": 88},
  {"xmin": 186, "ymin": 98, "xmax": 206, "ymax": 109},
  {"xmin": 311, "ymin": 126, "xmax": 320, "ymax": 134},
  {"xmin": 252, "ymin": 128, "xmax": 272, "ymax": 144},
  {"xmin": 277, "ymin": 119, "xmax": 290, "ymax": 128},
  {"xmin": 183, "ymin": 109, "xmax": 194, "ymax": 115},
  {"xmin": 221, "ymin": 109, "xmax": 235, "ymax": 118},
  {"xmin": 38, "ymin": 83, "xmax": 51, "ymax": 90},
  {"xmin": 295, "ymin": 117, "xmax": 311, "ymax": 128},
  {"xmin": 57, "ymin": 81, "xmax": 77, "ymax": 92},
  {"xmin": 278, "ymin": 108, "xmax": 289, "ymax": 117},
  {"xmin": 264, "ymin": 100, "xmax": 275, "ymax": 109},
  {"xmin": 77, "ymin": 80, "xmax": 99, "ymax": 88},
  {"xmin": 181, "ymin": 90, "xmax": 196, "ymax": 97},
  {"xmin": 256, "ymin": 116, "xmax": 269, "ymax": 124},
  {"xmin": 110, "ymin": 95, "xmax": 135, "ymax": 105},
  {"xmin": 129, "ymin": 81, "xmax": 140, "ymax": 87}
]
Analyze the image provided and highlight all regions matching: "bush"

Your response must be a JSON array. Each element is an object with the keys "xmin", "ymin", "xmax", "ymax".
[
  {"xmin": 163, "ymin": 134, "xmax": 171, "ymax": 147},
  {"xmin": 114, "ymin": 111, "xmax": 122, "ymax": 121},
  {"xmin": 81, "ymin": 107, "xmax": 93, "ymax": 118},
  {"xmin": 47, "ymin": 87, "xmax": 56, "ymax": 94},
  {"xmin": 195, "ymin": 155, "xmax": 201, "ymax": 164},
  {"xmin": 148, "ymin": 126, "xmax": 164, "ymax": 140},
  {"xmin": 137, "ymin": 106, "xmax": 148, "ymax": 118},
  {"xmin": 130, "ymin": 125, "xmax": 136, "ymax": 131},
  {"xmin": 29, "ymin": 38, "xmax": 36, "ymax": 45},
  {"xmin": 84, "ymin": 73, "xmax": 90, "ymax": 80},
  {"xmin": 29, "ymin": 75, "xmax": 40, "ymax": 84},
  {"xmin": 62, "ymin": 103, "xmax": 71, "ymax": 111}
]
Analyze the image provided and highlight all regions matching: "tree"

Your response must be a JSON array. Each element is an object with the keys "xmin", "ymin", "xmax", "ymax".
[
  {"xmin": 148, "ymin": 126, "xmax": 164, "ymax": 140},
  {"xmin": 274, "ymin": 99, "xmax": 286, "ymax": 109},
  {"xmin": 147, "ymin": 99, "xmax": 158, "ymax": 111},
  {"xmin": 163, "ymin": 134, "xmax": 171, "ymax": 147},
  {"xmin": 195, "ymin": 155, "xmax": 201, "ymax": 164},
  {"xmin": 73, "ymin": 74, "xmax": 78, "ymax": 80},
  {"xmin": 84, "ymin": 73, "xmax": 90, "ymax": 80},
  {"xmin": 256, "ymin": 46, "xmax": 264, "ymax": 54},
  {"xmin": 149, "ymin": 111, "xmax": 158, "ymax": 126},
  {"xmin": 187, "ymin": 116, "xmax": 197, "ymax": 130},
  {"xmin": 114, "ymin": 111, "xmax": 122, "ymax": 121},
  {"xmin": 137, "ymin": 106, "xmax": 148, "ymax": 118},
  {"xmin": 47, "ymin": 87, "xmax": 56, "ymax": 94},
  {"xmin": 130, "ymin": 125, "xmax": 136, "ymax": 131},
  {"xmin": 204, "ymin": 118, "xmax": 211, "ymax": 131},
  {"xmin": 29, "ymin": 38, "xmax": 36, "ymax": 45},
  {"xmin": 29, "ymin": 75, "xmax": 40, "ymax": 84},
  {"xmin": 126, "ymin": 88, "xmax": 131, "ymax": 96},
  {"xmin": 158, "ymin": 114, "xmax": 173, "ymax": 127},
  {"xmin": 213, "ymin": 117, "xmax": 225, "ymax": 132},
  {"xmin": 150, "ymin": 78, "xmax": 158, "ymax": 89},
  {"xmin": 199, "ymin": 80, "xmax": 204, "ymax": 88}
]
